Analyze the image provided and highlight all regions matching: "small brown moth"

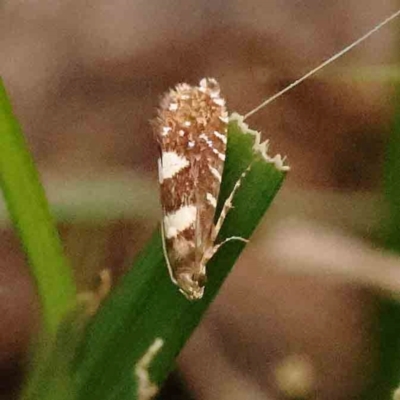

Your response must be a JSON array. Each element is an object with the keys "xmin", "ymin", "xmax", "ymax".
[
  {"xmin": 154, "ymin": 78, "xmax": 246, "ymax": 300},
  {"xmin": 152, "ymin": 9, "xmax": 400, "ymax": 300}
]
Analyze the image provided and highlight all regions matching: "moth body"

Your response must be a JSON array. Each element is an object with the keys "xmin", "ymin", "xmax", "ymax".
[{"xmin": 154, "ymin": 78, "xmax": 228, "ymax": 300}]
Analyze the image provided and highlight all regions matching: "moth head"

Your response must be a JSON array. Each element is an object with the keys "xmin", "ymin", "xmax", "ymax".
[{"xmin": 177, "ymin": 271, "xmax": 207, "ymax": 301}]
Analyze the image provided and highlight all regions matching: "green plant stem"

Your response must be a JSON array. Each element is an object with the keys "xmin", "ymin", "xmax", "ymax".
[
  {"xmin": 367, "ymin": 89, "xmax": 400, "ymax": 400},
  {"xmin": 0, "ymin": 78, "xmax": 76, "ymax": 336}
]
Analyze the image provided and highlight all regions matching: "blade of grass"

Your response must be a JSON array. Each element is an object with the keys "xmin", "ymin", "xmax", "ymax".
[
  {"xmin": 71, "ymin": 114, "xmax": 288, "ymax": 400},
  {"xmin": 21, "ymin": 309, "xmax": 85, "ymax": 400},
  {"xmin": 365, "ymin": 89, "xmax": 400, "ymax": 400},
  {"xmin": 0, "ymin": 78, "xmax": 76, "ymax": 337}
]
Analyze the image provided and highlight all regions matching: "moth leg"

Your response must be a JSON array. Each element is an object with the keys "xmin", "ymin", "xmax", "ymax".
[
  {"xmin": 211, "ymin": 163, "xmax": 252, "ymax": 243},
  {"xmin": 211, "ymin": 236, "xmax": 248, "ymax": 256},
  {"xmin": 203, "ymin": 236, "xmax": 248, "ymax": 266},
  {"xmin": 160, "ymin": 221, "xmax": 178, "ymax": 285}
]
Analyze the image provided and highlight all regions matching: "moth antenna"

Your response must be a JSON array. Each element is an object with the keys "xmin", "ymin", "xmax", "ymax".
[{"xmin": 243, "ymin": 8, "xmax": 400, "ymax": 121}]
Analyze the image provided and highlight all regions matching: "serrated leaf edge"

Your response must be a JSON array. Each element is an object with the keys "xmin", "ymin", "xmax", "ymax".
[{"xmin": 229, "ymin": 112, "xmax": 290, "ymax": 171}]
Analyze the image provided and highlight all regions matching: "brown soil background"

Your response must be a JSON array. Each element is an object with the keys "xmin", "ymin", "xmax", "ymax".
[{"xmin": 0, "ymin": 1, "xmax": 398, "ymax": 399}]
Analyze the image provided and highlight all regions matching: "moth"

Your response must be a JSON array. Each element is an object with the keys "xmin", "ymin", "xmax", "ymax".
[
  {"xmin": 154, "ymin": 78, "xmax": 246, "ymax": 300},
  {"xmin": 153, "ymin": 9, "xmax": 400, "ymax": 299}
]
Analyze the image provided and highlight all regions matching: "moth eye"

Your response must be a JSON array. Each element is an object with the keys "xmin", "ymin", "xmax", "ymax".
[{"xmin": 195, "ymin": 273, "xmax": 207, "ymax": 288}]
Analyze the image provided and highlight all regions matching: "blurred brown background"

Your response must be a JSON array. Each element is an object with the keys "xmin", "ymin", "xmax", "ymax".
[{"xmin": 0, "ymin": 1, "xmax": 399, "ymax": 399}]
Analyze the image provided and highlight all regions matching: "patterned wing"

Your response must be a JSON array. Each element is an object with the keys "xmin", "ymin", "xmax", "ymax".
[{"xmin": 154, "ymin": 78, "xmax": 228, "ymax": 295}]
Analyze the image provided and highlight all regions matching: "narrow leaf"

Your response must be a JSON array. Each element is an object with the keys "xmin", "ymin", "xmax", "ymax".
[
  {"xmin": 72, "ymin": 113, "xmax": 288, "ymax": 400},
  {"xmin": 0, "ymin": 78, "xmax": 76, "ymax": 336}
]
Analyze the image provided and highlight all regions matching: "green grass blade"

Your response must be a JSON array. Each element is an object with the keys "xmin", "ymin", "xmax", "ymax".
[
  {"xmin": 72, "ymin": 114, "xmax": 288, "ymax": 400},
  {"xmin": 0, "ymin": 78, "xmax": 76, "ymax": 336},
  {"xmin": 365, "ymin": 89, "xmax": 400, "ymax": 400},
  {"xmin": 20, "ymin": 311, "xmax": 84, "ymax": 400}
]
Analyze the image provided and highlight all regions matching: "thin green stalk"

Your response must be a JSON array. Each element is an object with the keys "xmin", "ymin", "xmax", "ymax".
[
  {"xmin": 366, "ymin": 88, "xmax": 400, "ymax": 400},
  {"xmin": 0, "ymin": 78, "xmax": 76, "ymax": 336}
]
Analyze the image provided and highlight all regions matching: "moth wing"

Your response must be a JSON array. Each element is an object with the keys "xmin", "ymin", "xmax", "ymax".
[
  {"xmin": 158, "ymin": 150, "xmax": 196, "ymax": 255},
  {"xmin": 191, "ymin": 143, "xmax": 226, "ymax": 256}
]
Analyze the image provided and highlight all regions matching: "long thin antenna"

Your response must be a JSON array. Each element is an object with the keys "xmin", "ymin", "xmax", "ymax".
[{"xmin": 243, "ymin": 8, "xmax": 400, "ymax": 121}]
